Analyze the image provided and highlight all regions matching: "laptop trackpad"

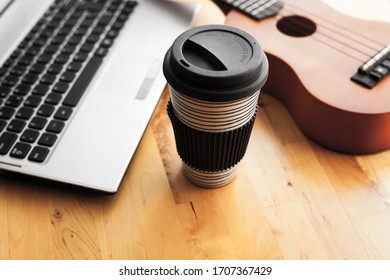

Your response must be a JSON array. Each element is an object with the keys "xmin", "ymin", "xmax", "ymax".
[{"xmin": 96, "ymin": 50, "xmax": 162, "ymax": 100}]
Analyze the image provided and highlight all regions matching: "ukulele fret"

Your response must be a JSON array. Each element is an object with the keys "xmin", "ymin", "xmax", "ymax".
[
  {"xmin": 219, "ymin": 0, "xmax": 283, "ymax": 20},
  {"xmin": 351, "ymin": 45, "xmax": 390, "ymax": 89}
]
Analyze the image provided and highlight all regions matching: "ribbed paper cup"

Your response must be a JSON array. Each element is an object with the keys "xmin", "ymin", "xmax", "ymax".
[
  {"xmin": 163, "ymin": 25, "xmax": 268, "ymax": 188},
  {"xmin": 170, "ymin": 87, "xmax": 259, "ymax": 133},
  {"xmin": 167, "ymin": 99, "xmax": 258, "ymax": 188}
]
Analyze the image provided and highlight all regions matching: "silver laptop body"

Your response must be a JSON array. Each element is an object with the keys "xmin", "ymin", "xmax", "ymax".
[{"xmin": 0, "ymin": 0, "xmax": 198, "ymax": 193}]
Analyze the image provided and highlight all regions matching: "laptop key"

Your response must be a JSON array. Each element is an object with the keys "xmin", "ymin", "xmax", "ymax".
[
  {"xmin": 92, "ymin": 25, "xmax": 105, "ymax": 35},
  {"xmin": 2, "ymin": 75, "xmax": 19, "ymax": 87},
  {"xmin": 45, "ymin": 93, "xmax": 62, "ymax": 105},
  {"xmin": 28, "ymin": 146, "xmax": 50, "ymax": 163},
  {"xmin": 73, "ymin": 52, "xmax": 88, "ymax": 62},
  {"xmin": 40, "ymin": 74, "xmax": 57, "ymax": 85},
  {"xmin": 38, "ymin": 133, "xmax": 57, "ymax": 147},
  {"xmin": 22, "ymin": 73, "xmax": 39, "ymax": 85},
  {"xmin": 37, "ymin": 54, "xmax": 52, "ymax": 65},
  {"xmin": 54, "ymin": 106, "xmax": 73, "ymax": 121},
  {"xmin": 0, "ymin": 107, "xmax": 15, "ymax": 119},
  {"xmin": 18, "ymin": 56, "xmax": 34, "ymax": 67},
  {"xmin": 0, "ymin": 132, "xmax": 18, "ymax": 155},
  {"xmin": 44, "ymin": 44, "xmax": 59, "ymax": 54},
  {"xmin": 63, "ymin": 56, "xmax": 103, "ymax": 107},
  {"xmin": 20, "ymin": 129, "xmax": 40, "ymax": 143},
  {"xmin": 53, "ymin": 82, "xmax": 69, "ymax": 94},
  {"xmin": 60, "ymin": 72, "xmax": 76, "ymax": 83},
  {"xmin": 74, "ymin": 28, "xmax": 88, "ymax": 37},
  {"xmin": 55, "ymin": 54, "xmax": 70, "ymax": 65},
  {"xmin": 0, "ymin": 120, "xmax": 6, "ymax": 132},
  {"xmin": 7, "ymin": 119, "xmax": 26, "ymax": 133},
  {"xmin": 14, "ymin": 84, "xmax": 31, "ymax": 95},
  {"xmin": 100, "ymin": 38, "xmax": 113, "ymax": 48},
  {"xmin": 68, "ymin": 35, "xmax": 82, "ymax": 45},
  {"xmin": 37, "ymin": 104, "xmax": 55, "ymax": 117},
  {"xmin": 80, "ymin": 2, "xmax": 105, "ymax": 12},
  {"xmin": 10, "ymin": 50, "xmax": 21, "ymax": 59},
  {"xmin": 106, "ymin": 30, "xmax": 119, "ymax": 39},
  {"xmin": 16, "ymin": 107, "xmax": 34, "ymax": 120},
  {"xmin": 0, "ymin": 86, "xmax": 11, "ymax": 98},
  {"xmin": 24, "ymin": 95, "xmax": 42, "ymax": 107},
  {"xmin": 98, "ymin": 13, "xmax": 114, "ymax": 26},
  {"xmin": 6, "ymin": 95, "xmax": 24, "ymax": 107},
  {"xmin": 47, "ymin": 64, "xmax": 63, "ymax": 75},
  {"xmin": 10, "ymin": 142, "xmax": 32, "ymax": 159},
  {"xmin": 32, "ymin": 85, "xmax": 50, "ymax": 96},
  {"xmin": 29, "ymin": 117, "xmax": 48, "ymax": 130},
  {"xmin": 47, "ymin": 120, "xmax": 65, "ymax": 134},
  {"xmin": 30, "ymin": 63, "xmax": 46, "ymax": 74},
  {"xmin": 10, "ymin": 65, "xmax": 26, "ymax": 76},
  {"xmin": 3, "ymin": 58, "xmax": 15, "ymax": 68},
  {"xmin": 67, "ymin": 62, "xmax": 82, "ymax": 72},
  {"xmin": 80, "ymin": 43, "xmax": 94, "ymax": 53},
  {"xmin": 86, "ymin": 34, "xmax": 100, "ymax": 44},
  {"xmin": 0, "ymin": 67, "xmax": 7, "ymax": 77},
  {"xmin": 95, "ymin": 47, "xmax": 108, "ymax": 57},
  {"xmin": 60, "ymin": 0, "xmax": 77, "ymax": 12},
  {"xmin": 61, "ymin": 45, "xmax": 76, "ymax": 55}
]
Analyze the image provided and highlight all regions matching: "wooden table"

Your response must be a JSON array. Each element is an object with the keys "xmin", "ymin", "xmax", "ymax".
[{"xmin": 1, "ymin": 0, "xmax": 390, "ymax": 260}]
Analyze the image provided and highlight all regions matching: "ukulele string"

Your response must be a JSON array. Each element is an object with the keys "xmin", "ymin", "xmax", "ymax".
[
  {"xmin": 270, "ymin": 12, "xmax": 365, "ymax": 62},
  {"xmin": 257, "ymin": 1, "xmax": 386, "ymax": 49},
  {"xmin": 251, "ymin": 5, "xmax": 365, "ymax": 62},
  {"xmin": 276, "ymin": 11, "xmax": 370, "ymax": 61},
  {"xmin": 282, "ymin": 4, "xmax": 387, "ymax": 56},
  {"xmin": 286, "ymin": 2, "xmax": 387, "ymax": 48},
  {"xmin": 251, "ymin": 3, "xmax": 386, "ymax": 61},
  {"xmin": 282, "ymin": 8, "xmax": 378, "ymax": 56}
]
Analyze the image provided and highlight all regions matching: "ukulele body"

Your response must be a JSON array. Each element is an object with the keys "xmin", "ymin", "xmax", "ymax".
[{"xmin": 225, "ymin": 0, "xmax": 390, "ymax": 154}]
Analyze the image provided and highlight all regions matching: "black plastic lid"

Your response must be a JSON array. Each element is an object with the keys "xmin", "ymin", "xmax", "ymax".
[{"xmin": 163, "ymin": 24, "xmax": 268, "ymax": 102}]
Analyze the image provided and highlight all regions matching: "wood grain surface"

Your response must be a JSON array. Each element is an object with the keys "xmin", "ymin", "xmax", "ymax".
[{"xmin": 1, "ymin": 0, "xmax": 390, "ymax": 260}]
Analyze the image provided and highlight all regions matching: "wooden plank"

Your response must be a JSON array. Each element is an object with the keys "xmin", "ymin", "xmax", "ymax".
[
  {"xmin": 177, "ymin": 197, "xmax": 238, "ymax": 259},
  {"xmin": 103, "ymin": 127, "xmax": 192, "ymax": 259},
  {"xmin": 1, "ymin": 0, "xmax": 390, "ymax": 261},
  {"xmin": 213, "ymin": 175, "xmax": 284, "ymax": 259},
  {"xmin": 263, "ymin": 201, "xmax": 329, "ymax": 259},
  {"xmin": 5, "ymin": 181, "xmax": 54, "ymax": 259},
  {"xmin": 253, "ymin": 94, "xmax": 390, "ymax": 259},
  {"xmin": 0, "ymin": 184, "xmax": 9, "ymax": 259},
  {"xmin": 48, "ymin": 192, "xmax": 105, "ymax": 259}
]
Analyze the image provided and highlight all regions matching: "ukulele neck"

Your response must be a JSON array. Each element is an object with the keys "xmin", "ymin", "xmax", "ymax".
[{"xmin": 216, "ymin": 0, "xmax": 283, "ymax": 20}]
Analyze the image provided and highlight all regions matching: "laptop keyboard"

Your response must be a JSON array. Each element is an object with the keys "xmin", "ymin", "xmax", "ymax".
[{"xmin": 0, "ymin": 0, "xmax": 137, "ymax": 163}]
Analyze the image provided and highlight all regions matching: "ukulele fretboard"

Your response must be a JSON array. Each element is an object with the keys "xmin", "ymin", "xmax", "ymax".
[{"xmin": 219, "ymin": 0, "xmax": 283, "ymax": 20}]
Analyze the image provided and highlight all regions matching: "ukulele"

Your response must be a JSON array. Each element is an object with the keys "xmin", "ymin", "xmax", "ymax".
[{"xmin": 213, "ymin": 0, "xmax": 390, "ymax": 154}]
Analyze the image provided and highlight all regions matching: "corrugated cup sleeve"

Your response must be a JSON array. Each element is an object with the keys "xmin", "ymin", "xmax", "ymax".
[{"xmin": 167, "ymin": 100, "xmax": 257, "ymax": 172}]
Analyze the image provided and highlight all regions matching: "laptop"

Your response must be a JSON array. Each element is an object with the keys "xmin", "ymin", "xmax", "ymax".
[{"xmin": 0, "ymin": 0, "xmax": 199, "ymax": 193}]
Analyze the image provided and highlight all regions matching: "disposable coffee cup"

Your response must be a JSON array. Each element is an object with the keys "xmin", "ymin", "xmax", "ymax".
[{"xmin": 163, "ymin": 24, "xmax": 268, "ymax": 188}]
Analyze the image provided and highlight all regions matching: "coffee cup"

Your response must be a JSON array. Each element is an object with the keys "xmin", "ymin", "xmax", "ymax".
[{"xmin": 163, "ymin": 24, "xmax": 268, "ymax": 187}]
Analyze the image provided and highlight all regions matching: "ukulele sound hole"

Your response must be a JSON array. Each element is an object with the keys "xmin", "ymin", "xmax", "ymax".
[{"xmin": 277, "ymin": 15, "xmax": 316, "ymax": 37}]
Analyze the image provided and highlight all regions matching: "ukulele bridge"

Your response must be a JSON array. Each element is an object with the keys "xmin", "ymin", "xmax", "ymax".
[{"xmin": 351, "ymin": 45, "xmax": 390, "ymax": 89}]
